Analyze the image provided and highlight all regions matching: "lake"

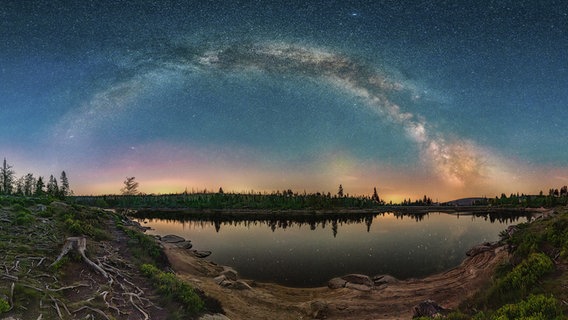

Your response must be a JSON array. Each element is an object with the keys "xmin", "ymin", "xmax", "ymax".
[{"xmin": 136, "ymin": 211, "xmax": 528, "ymax": 287}]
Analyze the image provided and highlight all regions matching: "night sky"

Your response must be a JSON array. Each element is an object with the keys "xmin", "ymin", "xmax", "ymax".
[{"xmin": 2, "ymin": 1, "xmax": 568, "ymax": 201}]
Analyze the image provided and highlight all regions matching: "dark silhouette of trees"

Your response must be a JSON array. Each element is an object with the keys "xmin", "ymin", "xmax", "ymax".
[
  {"xmin": 121, "ymin": 177, "xmax": 139, "ymax": 195},
  {"xmin": 371, "ymin": 187, "xmax": 380, "ymax": 203},
  {"xmin": 24, "ymin": 173, "xmax": 35, "ymax": 196},
  {"xmin": 47, "ymin": 175, "xmax": 59, "ymax": 197},
  {"xmin": 1, "ymin": 158, "xmax": 15, "ymax": 195},
  {"xmin": 35, "ymin": 176, "xmax": 45, "ymax": 196},
  {"xmin": 60, "ymin": 171, "xmax": 71, "ymax": 197},
  {"xmin": 337, "ymin": 184, "xmax": 344, "ymax": 198}
]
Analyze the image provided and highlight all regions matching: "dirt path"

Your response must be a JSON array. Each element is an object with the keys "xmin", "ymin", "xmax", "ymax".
[{"xmin": 164, "ymin": 242, "xmax": 509, "ymax": 319}]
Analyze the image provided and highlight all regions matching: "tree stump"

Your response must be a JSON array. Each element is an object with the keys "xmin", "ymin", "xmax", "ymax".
[{"xmin": 50, "ymin": 236, "xmax": 109, "ymax": 279}]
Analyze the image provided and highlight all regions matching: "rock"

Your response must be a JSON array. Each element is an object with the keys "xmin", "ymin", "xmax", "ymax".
[
  {"xmin": 372, "ymin": 274, "xmax": 399, "ymax": 286},
  {"xmin": 220, "ymin": 268, "xmax": 238, "ymax": 281},
  {"xmin": 466, "ymin": 242, "xmax": 496, "ymax": 257},
  {"xmin": 50, "ymin": 201, "xmax": 70, "ymax": 209},
  {"xmin": 341, "ymin": 274, "xmax": 374, "ymax": 287},
  {"xmin": 161, "ymin": 234, "xmax": 186, "ymax": 243},
  {"xmin": 231, "ymin": 280, "xmax": 252, "ymax": 290},
  {"xmin": 345, "ymin": 282, "xmax": 372, "ymax": 291},
  {"xmin": 412, "ymin": 300, "xmax": 448, "ymax": 318},
  {"xmin": 199, "ymin": 314, "xmax": 231, "ymax": 320},
  {"xmin": 192, "ymin": 250, "xmax": 212, "ymax": 258},
  {"xmin": 328, "ymin": 277, "xmax": 347, "ymax": 289},
  {"xmin": 310, "ymin": 301, "xmax": 328, "ymax": 319},
  {"xmin": 219, "ymin": 280, "xmax": 233, "ymax": 288},
  {"xmin": 214, "ymin": 275, "xmax": 227, "ymax": 285},
  {"xmin": 176, "ymin": 241, "xmax": 193, "ymax": 249}
]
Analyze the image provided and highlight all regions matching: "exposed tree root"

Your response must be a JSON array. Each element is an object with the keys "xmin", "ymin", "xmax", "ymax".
[{"xmin": 51, "ymin": 236, "xmax": 109, "ymax": 279}]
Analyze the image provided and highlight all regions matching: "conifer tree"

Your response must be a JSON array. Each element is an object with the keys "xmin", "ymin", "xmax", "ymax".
[
  {"xmin": 47, "ymin": 175, "xmax": 59, "ymax": 197},
  {"xmin": 35, "ymin": 176, "xmax": 45, "ymax": 196},
  {"xmin": 60, "ymin": 171, "xmax": 71, "ymax": 197},
  {"xmin": 121, "ymin": 177, "xmax": 139, "ymax": 195},
  {"xmin": 24, "ymin": 173, "xmax": 35, "ymax": 196},
  {"xmin": 1, "ymin": 158, "xmax": 15, "ymax": 195},
  {"xmin": 371, "ymin": 187, "xmax": 380, "ymax": 203}
]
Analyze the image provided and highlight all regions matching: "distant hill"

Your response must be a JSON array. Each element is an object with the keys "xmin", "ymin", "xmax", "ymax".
[{"xmin": 443, "ymin": 197, "xmax": 487, "ymax": 206}]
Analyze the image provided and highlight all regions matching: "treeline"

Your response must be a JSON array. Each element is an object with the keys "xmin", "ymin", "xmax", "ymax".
[
  {"xmin": 487, "ymin": 187, "xmax": 568, "ymax": 207},
  {"xmin": 73, "ymin": 188, "xmax": 385, "ymax": 210},
  {"xmin": 0, "ymin": 158, "xmax": 71, "ymax": 199}
]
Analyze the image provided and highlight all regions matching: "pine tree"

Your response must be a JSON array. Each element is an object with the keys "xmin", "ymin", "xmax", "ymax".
[
  {"xmin": 371, "ymin": 187, "xmax": 380, "ymax": 203},
  {"xmin": 47, "ymin": 175, "xmax": 59, "ymax": 197},
  {"xmin": 1, "ymin": 158, "xmax": 15, "ymax": 195},
  {"xmin": 121, "ymin": 177, "xmax": 139, "ymax": 195},
  {"xmin": 60, "ymin": 171, "xmax": 71, "ymax": 197},
  {"xmin": 35, "ymin": 176, "xmax": 45, "ymax": 196},
  {"xmin": 24, "ymin": 173, "xmax": 35, "ymax": 196}
]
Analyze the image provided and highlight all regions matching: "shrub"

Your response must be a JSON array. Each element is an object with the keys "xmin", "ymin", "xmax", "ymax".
[
  {"xmin": 140, "ymin": 263, "xmax": 204, "ymax": 313},
  {"xmin": 0, "ymin": 298, "xmax": 9, "ymax": 313},
  {"xmin": 13, "ymin": 210, "xmax": 35, "ymax": 226},
  {"xmin": 492, "ymin": 294, "xmax": 563, "ymax": 320},
  {"xmin": 483, "ymin": 253, "xmax": 554, "ymax": 307},
  {"xmin": 498, "ymin": 253, "xmax": 554, "ymax": 293}
]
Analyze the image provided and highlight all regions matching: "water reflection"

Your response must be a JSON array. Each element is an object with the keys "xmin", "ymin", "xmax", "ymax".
[
  {"xmin": 136, "ymin": 210, "xmax": 531, "ymax": 236},
  {"xmin": 136, "ymin": 211, "xmax": 529, "ymax": 287}
]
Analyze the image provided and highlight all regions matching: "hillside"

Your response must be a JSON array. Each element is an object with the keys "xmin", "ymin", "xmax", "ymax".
[{"xmin": 0, "ymin": 197, "xmax": 219, "ymax": 319}]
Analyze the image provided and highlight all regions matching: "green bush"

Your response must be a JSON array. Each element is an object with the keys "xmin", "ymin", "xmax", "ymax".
[
  {"xmin": 13, "ymin": 210, "xmax": 35, "ymax": 225},
  {"xmin": 140, "ymin": 263, "xmax": 204, "ymax": 313},
  {"xmin": 0, "ymin": 298, "xmax": 9, "ymax": 313},
  {"xmin": 499, "ymin": 253, "xmax": 554, "ymax": 293},
  {"xmin": 483, "ymin": 253, "xmax": 554, "ymax": 307},
  {"xmin": 492, "ymin": 294, "xmax": 563, "ymax": 320},
  {"xmin": 122, "ymin": 228, "xmax": 165, "ymax": 264}
]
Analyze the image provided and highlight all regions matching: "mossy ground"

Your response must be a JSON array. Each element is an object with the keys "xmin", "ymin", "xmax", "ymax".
[{"xmin": 0, "ymin": 196, "xmax": 215, "ymax": 319}]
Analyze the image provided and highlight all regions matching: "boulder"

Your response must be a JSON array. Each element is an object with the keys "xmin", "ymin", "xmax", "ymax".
[
  {"xmin": 466, "ymin": 242, "xmax": 496, "ymax": 257},
  {"xmin": 231, "ymin": 280, "xmax": 252, "ymax": 290},
  {"xmin": 220, "ymin": 268, "xmax": 238, "ymax": 281},
  {"xmin": 345, "ymin": 282, "xmax": 372, "ymax": 291},
  {"xmin": 310, "ymin": 301, "xmax": 328, "ymax": 319},
  {"xmin": 373, "ymin": 274, "xmax": 398, "ymax": 286},
  {"xmin": 214, "ymin": 275, "xmax": 227, "ymax": 285},
  {"xmin": 341, "ymin": 274, "xmax": 374, "ymax": 287},
  {"xmin": 412, "ymin": 300, "xmax": 448, "ymax": 318},
  {"xmin": 176, "ymin": 241, "xmax": 193, "ymax": 249},
  {"xmin": 328, "ymin": 277, "xmax": 347, "ymax": 289},
  {"xmin": 161, "ymin": 234, "xmax": 186, "ymax": 243},
  {"xmin": 192, "ymin": 250, "xmax": 212, "ymax": 258}
]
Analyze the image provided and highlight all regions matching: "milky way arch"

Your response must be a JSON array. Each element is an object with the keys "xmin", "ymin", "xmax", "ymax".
[{"xmin": 58, "ymin": 41, "xmax": 488, "ymax": 187}]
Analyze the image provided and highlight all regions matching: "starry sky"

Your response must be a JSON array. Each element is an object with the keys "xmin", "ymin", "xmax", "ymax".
[{"xmin": 2, "ymin": 0, "xmax": 568, "ymax": 201}]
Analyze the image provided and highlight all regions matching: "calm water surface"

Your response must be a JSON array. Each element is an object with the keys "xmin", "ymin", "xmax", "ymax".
[{"xmin": 138, "ymin": 212, "xmax": 527, "ymax": 287}]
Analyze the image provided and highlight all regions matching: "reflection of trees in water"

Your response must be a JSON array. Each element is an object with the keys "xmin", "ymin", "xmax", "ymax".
[{"xmin": 139, "ymin": 210, "xmax": 531, "ymax": 235}]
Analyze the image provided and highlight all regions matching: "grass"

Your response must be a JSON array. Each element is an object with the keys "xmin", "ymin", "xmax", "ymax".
[
  {"xmin": 455, "ymin": 208, "xmax": 568, "ymax": 319},
  {"xmin": 141, "ymin": 264, "xmax": 205, "ymax": 314}
]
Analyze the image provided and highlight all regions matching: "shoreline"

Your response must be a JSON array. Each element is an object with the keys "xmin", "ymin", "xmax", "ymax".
[{"xmin": 163, "ymin": 238, "xmax": 509, "ymax": 319}]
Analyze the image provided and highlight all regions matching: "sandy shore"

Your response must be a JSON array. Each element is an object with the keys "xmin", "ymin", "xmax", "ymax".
[{"xmin": 162, "ymin": 241, "xmax": 509, "ymax": 320}]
